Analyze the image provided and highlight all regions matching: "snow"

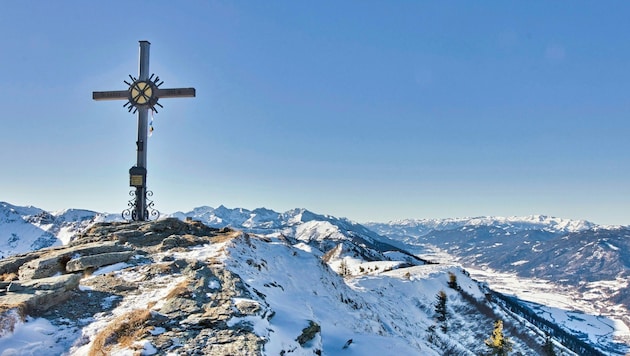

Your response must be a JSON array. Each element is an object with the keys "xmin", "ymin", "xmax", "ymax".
[
  {"xmin": 606, "ymin": 242, "xmax": 620, "ymax": 251},
  {"xmin": 137, "ymin": 340, "xmax": 158, "ymax": 355},
  {"xmin": 0, "ymin": 316, "xmax": 69, "ymax": 355},
  {"xmin": 510, "ymin": 260, "xmax": 529, "ymax": 266},
  {"xmin": 149, "ymin": 327, "xmax": 165, "ymax": 336},
  {"xmin": 90, "ymin": 262, "xmax": 132, "ymax": 276}
]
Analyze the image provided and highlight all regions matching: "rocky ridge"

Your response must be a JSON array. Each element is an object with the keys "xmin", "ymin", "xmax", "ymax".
[{"xmin": 0, "ymin": 218, "xmax": 266, "ymax": 355}]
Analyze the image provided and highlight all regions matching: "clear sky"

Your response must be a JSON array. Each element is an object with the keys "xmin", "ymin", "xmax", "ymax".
[{"xmin": 1, "ymin": 1, "xmax": 629, "ymax": 225}]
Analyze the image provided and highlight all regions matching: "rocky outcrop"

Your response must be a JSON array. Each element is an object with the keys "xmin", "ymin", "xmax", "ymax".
[
  {"xmin": 16, "ymin": 241, "xmax": 133, "ymax": 280},
  {"xmin": 65, "ymin": 250, "xmax": 135, "ymax": 272},
  {"xmin": 4, "ymin": 274, "xmax": 81, "ymax": 312},
  {"xmin": 0, "ymin": 217, "xmax": 266, "ymax": 355},
  {"xmin": 0, "ymin": 219, "xmax": 214, "ymax": 317}
]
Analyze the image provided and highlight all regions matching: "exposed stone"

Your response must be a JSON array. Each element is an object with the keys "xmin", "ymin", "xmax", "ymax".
[
  {"xmin": 77, "ymin": 274, "xmax": 138, "ymax": 293},
  {"xmin": 296, "ymin": 320, "xmax": 321, "ymax": 346},
  {"xmin": 160, "ymin": 297, "xmax": 203, "ymax": 316},
  {"xmin": 159, "ymin": 233, "xmax": 211, "ymax": 251},
  {"xmin": 6, "ymin": 282, "xmax": 24, "ymax": 292},
  {"xmin": 192, "ymin": 329, "xmax": 262, "ymax": 355},
  {"xmin": 65, "ymin": 251, "xmax": 135, "ymax": 272},
  {"xmin": 18, "ymin": 241, "xmax": 132, "ymax": 280},
  {"xmin": 0, "ymin": 218, "xmax": 266, "ymax": 354},
  {"xmin": 18, "ymin": 254, "xmax": 67, "ymax": 280},
  {"xmin": 234, "ymin": 299, "xmax": 261, "ymax": 316},
  {"xmin": 0, "ymin": 274, "xmax": 81, "ymax": 314},
  {"xmin": 0, "ymin": 254, "xmax": 42, "ymax": 276},
  {"xmin": 20, "ymin": 273, "xmax": 81, "ymax": 291}
]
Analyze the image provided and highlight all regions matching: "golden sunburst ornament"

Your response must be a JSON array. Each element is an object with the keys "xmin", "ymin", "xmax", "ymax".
[{"xmin": 123, "ymin": 74, "xmax": 164, "ymax": 113}]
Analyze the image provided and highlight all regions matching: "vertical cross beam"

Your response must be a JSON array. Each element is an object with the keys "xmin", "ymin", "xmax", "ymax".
[
  {"xmin": 92, "ymin": 40, "xmax": 196, "ymax": 221},
  {"xmin": 134, "ymin": 41, "xmax": 150, "ymax": 221}
]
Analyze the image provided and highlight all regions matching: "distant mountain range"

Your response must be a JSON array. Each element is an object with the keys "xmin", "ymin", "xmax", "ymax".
[
  {"xmin": 0, "ymin": 202, "xmax": 114, "ymax": 259},
  {"xmin": 171, "ymin": 205, "xmax": 417, "ymax": 262}
]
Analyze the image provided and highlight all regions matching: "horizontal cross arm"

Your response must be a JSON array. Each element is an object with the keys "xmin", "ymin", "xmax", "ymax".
[
  {"xmin": 92, "ymin": 88, "xmax": 196, "ymax": 101},
  {"xmin": 155, "ymin": 87, "xmax": 196, "ymax": 98},
  {"xmin": 93, "ymin": 90, "xmax": 128, "ymax": 101}
]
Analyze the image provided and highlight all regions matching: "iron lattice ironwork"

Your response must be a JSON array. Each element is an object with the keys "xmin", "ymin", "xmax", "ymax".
[{"xmin": 122, "ymin": 190, "xmax": 160, "ymax": 221}]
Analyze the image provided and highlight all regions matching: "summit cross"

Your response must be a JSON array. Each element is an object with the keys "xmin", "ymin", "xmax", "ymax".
[{"xmin": 93, "ymin": 40, "xmax": 196, "ymax": 221}]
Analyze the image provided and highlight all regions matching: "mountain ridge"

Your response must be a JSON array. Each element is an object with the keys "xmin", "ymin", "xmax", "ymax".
[
  {"xmin": 1, "ymin": 201, "xmax": 628, "ymax": 353},
  {"xmin": 0, "ymin": 216, "xmax": 592, "ymax": 355},
  {"xmin": 366, "ymin": 214, "xmax": 600, "ymax": 238}
]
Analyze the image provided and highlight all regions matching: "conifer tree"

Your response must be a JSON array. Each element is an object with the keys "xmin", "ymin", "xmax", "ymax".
[
  {"xmin": 434, "ymin": 290, "xmax": 448, "ymax": 333},
  {"xmin": 542, "ymin": 334, "xmax": 556, "ymax": 356},
  {"xmin": 485, "ymin": 319, "xmax": 513, "ymax": 355},
  {"xmin": 447, "ymin": 272, "xmax": 459, "ymax": 290},
  {"xmin": 339, "ymin": 259, "xmax": 350, "ymax": 277}
]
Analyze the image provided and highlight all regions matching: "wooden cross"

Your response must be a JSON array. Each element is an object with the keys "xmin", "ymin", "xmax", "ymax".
[{"xmin": 93, "ymin": 40, "xmax": 195, "ymax": 221}]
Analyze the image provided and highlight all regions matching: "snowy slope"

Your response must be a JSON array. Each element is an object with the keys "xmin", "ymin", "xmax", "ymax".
[{"xmin": 0, "ymin": 222, "xmax": 561, "ymax": 355}]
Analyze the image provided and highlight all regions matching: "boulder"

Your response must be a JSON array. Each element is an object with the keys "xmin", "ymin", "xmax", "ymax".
[
  {"xmin": 0, "ymin": 254, "xmax": 42, "ymax": 276},
  {"xmin": 18, "ymin": 242, "xmax": 132, "ymax": 280},
  {"xmin": 0, "ymin": 273, "xmax": 81, "ymax": 314},
  {"xmin": 66, "ymin": 251, "xmax": 135, "ymax": 272},
  {"xmin": 20, "ymin": 273, "xmax": 81, "ymax": 291},
  {"xmin": 18, "ymin": 254, "xmax": 66, "ymax": 280}
]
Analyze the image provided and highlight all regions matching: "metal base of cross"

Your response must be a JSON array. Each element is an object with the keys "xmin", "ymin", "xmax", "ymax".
[{"xmin": 122, "ymin": 190, "xmax": 160, "ymax": 221}]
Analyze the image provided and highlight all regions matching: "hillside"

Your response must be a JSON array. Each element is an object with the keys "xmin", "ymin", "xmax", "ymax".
[{"xmin": 367, "ymin": 216, "xmax": 630, "ymax": 353}]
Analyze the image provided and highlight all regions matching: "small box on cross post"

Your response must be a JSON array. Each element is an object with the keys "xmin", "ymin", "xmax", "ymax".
[{"xmin": 129, "ymin": 166, "xmax": 147, "ymax": 187}]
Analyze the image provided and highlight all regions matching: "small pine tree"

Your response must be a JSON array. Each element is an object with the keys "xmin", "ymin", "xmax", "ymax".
[
  {"xmin": 339, "ymin": 259, "xmax": 350, "ymax": 277},
  {"xmin": 542, "ymin": 334, "xmax": 556, "ymax": 356},
  {"xmin": 426, "ymin": 324, "xmax": 437, "ymax": 344},
  {"xmin": 485, "ymin": 320, "xmax": 513, "ymax": 356},
  {"xmin": 434, "ymin": 290, "xmax": 448, "ymax": 333},
  {"xmin": 447, "ymin": 272, "xmax": 459, "ymax": 290}
]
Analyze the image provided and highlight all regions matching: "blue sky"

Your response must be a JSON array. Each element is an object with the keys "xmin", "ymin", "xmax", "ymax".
[{"xmin": 1, "ymin": 1, "xmax": 629, "ymax": 225}]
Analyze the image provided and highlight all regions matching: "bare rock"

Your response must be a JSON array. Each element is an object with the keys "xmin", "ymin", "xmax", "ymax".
[
  {"xmin": 66, "ymin": 251, "xmax": 135, "ymax": 272},
  {"xmin": 0, "ymin": 254, "xmax": 42, "ymax": 276},
  {"xmin": 20, "ymin": 273, "xmax": 81, "ymax": 291},
  {"xmin": 0, "ymin": 274, "xmax": 81, "ymax": 314},
  {"xmin": 18, "ymin": 254, "xmax": 67, "ymax": 280}
]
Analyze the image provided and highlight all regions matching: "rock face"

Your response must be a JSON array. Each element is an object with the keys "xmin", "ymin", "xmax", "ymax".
[{"xmin": 0, "ymin": 218, "xmax": 265, "ymax": 355}]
